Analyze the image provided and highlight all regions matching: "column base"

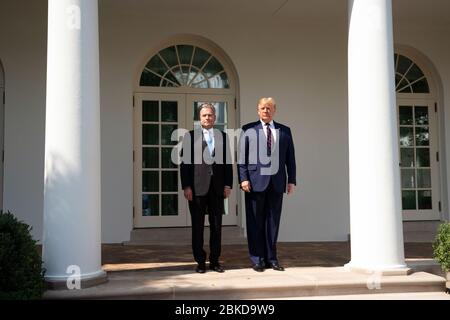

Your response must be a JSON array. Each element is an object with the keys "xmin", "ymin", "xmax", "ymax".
[
  {"xmin": 45, "ymin": 270, "xmax": 108, "ymax": 290},
  {"xmin": 344, "ymin": 262, "xmax": 412, "ymax": 276}
]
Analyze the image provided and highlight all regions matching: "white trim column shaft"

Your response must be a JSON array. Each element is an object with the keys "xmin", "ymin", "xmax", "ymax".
[
  {"xmin": 43, "ymin": 0, "xmax": 105, "ymax": 287},
  {"xmin": 347, "ymin": 0, "xmax": 407, "ymax": 271}
]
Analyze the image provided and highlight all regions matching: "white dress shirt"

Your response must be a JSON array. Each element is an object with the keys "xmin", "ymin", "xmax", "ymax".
[
  {"xmin": 260, "ymin": 120, "xmax": 277, "ymax": 144},
  {"xmin": 203, "ymin": 128, "xmax": 215, "ymax": 153}
]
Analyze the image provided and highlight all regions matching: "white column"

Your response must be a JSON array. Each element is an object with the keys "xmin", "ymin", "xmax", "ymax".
[
  {"xmin": 346, "ymin": 0, "xmax": 408, "ymax": 273},
  {"xmin": 43, "ymin": 0, "xmax": 105, "ymax": 288}
]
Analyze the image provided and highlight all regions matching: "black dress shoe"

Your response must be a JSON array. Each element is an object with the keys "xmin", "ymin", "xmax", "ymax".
[
  {"xmin": 195, "ymin": 263, "xmax": 206, "ymax": 273},
  {"xmin": 209, "ymin": 263, "xmax": 225, "ymax": 273},
  {"xmin": 266, "ymin": 263, "xmax": 285, "ymax": 271},
  {"xmin": 252, "ymin": 263, "xmax": 265, "ymax": 272}
]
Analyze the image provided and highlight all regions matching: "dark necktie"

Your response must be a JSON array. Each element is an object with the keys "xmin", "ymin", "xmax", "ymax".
[{"xmin": 266, "ymin": 123, "xmax": 272, "ymax": 156}]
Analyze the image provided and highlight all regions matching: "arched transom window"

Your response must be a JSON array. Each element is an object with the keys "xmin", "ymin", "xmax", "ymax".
[
  {"xmin": 395, "ymin": 53, "xmax": 429, "ymax": 94},
  {"xmin": 140, "ymin": 45, "xmax": 229, "ymax": 89}
]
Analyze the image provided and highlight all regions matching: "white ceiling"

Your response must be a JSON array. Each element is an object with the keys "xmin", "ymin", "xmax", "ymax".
[{"xmin": 101, "ymin": 0, "xmax": 450, "ymax": 26}]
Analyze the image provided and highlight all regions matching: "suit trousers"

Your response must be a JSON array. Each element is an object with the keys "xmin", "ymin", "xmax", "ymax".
[
  {"xmin": 245, "ymin": 182, "xmax": 283, "ymax": 265},
  {"xmin": 188, "ymin": 183, "xmax": 224, "ymax": 265}
]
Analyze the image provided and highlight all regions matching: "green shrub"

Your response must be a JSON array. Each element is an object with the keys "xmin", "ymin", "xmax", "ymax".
[
  {"xmin": 432, "ymin": 222, "xmax": 450, "ymax": 273},
  {"xmin": 0, "ymin": 211, "xmax": 45, "ymax": 299}
]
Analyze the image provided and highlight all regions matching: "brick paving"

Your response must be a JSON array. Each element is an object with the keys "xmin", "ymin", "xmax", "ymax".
[{"xmin": 101, "ymin": 242, "xmax": 434, "ymax": 272}]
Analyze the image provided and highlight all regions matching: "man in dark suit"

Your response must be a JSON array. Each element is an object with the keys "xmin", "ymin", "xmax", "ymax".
[
  {"xmin": 180, "ymin": 103, "xmax": 233, "ymax": 273},
  {"xmin": 238, "ymin": 97, "xmax": 296, "ymax": 272}
]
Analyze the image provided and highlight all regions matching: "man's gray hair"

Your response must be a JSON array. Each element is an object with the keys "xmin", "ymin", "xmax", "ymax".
[{"xmin": 198, "ymin": 103, "xmax": 216, "ymax": 117}]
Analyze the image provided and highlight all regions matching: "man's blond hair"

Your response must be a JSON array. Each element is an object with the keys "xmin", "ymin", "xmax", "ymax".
[{"xmin": 257, "ymin": 97, "xmax": 276, "ymax": 109}]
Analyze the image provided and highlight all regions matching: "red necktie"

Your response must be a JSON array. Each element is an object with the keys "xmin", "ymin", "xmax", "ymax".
[{"xmin": 266, "ymin": 123, "xmax": 272, "ymax": 156}]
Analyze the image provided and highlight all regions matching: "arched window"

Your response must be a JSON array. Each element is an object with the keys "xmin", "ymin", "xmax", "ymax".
[
  {"xmin": 395, "ymin": 53, "xmax": 429, "ymax": 94},
  {"xmin": 140, "ymin": 45, "xmax": 229, "ymax": 89}
]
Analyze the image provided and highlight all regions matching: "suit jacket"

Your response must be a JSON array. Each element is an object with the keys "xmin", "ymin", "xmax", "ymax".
[
  {"xmin": 180, "ymin": 129, "xmax": 233, "ymax": 196},
  {"xmin": 238, "ymin": 121, "xmax": 296, "ymax": 193}
]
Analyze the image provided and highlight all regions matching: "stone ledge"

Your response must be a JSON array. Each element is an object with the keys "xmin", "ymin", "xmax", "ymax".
[{"xmin": 43, "ymin": 267, "xmax": 446, "ymax": 300}]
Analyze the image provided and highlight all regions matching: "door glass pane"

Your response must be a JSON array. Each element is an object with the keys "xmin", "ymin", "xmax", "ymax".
[
  {"xmin": 400, "ymin": 148, "xmax": 414, "ymax": 167},
  {"xmin": 161, "ymin": 124, "xmax": 178, "ymax": 145},
  {"xmin": 191, "ymin": 73, "xmax": 206, "ymax": 87},
  {"xmin": 405, "ymin": 64, "xmax": 423, "ymax": 82},
  {"xmin": 192, "ymin": 47, "xmax": 211, "ymax": 69},
  {"xmin": 402, "ymin": 191, "xmax": 416, "ymax": 210},
  {"xmin": 159, "ymin": 46, "xmax": 178, "ymax": 67},
  {"xmin": 401, "ymin": 169, "xmax": 415, "ymax": 188},
  {"xmin": 415, "ymin": 106, "xmax": 429, "ymax": 125},
  {"xmin": 142, "ymin": 101, "xmax": 159, "ymax": 121},
  {"xmin": 143, "ymin": 147, "xmax": 159, "ymax": 168},
  {"xmin": 161, "ymin": 101, "xmax": 178, "ymax": 122},
  {"xmin": 187, "ymin": 66, "xmax": 199, "ymax": 84},
  {"xmin": 418, "ymin": 190, "xmax": 432, "ymax": 210},
  {"xmin": 396, "ymin": 77, "xmax": 408, "ymax": 91},
  {"xmin": 143, "ymin": 124, "xmax": 159, "ymax": 145},
  {"xmin": 142, "ymin": 194, "xmax": 159, "ymax": 216},
  {"xmin": 146, "ymin": 55, "xmax": 168, "ymax": 77},
  {"xmin": 399, "ymin": 106, "xmax": 413, "ymax": 125},
  {"xmin": 172, "ymin": 67, "xmax": 184, "ymax": 85},
  {"xmin": 191, "ymin": 80, "xmax": 209, "ymax": 89},
  {"xmin": 209, "ymin": 72, "xmax": 229, "ymax": 89},
  {"xmin": 415, "ymin": 127, "xmax": 429, "ymax": 146},
  {"xmin": 162, "ymin": 147, "xmax": 177, "ymax": 168},
  {"xmin": 177, "ymin": 45, "xmax": 194, "ymax": 65},
  {"xmin": 203, "ymin": 56, "xmax": 223, "ymax": 78},
  {"xmin": 416, "ymin": 148, "xmax": 430, "ymax": 167},
  {"xmin": 215, "ymin": 102, "xmax": 227, "ymax": 123},
  {"xmin": 214, "ymin": 124, "xmax": 225, "ymax": 131},
  {"xmin": 397, "ymin": 55, "xmax": 413, "ymax": 76},
  {"xmin": 411, "ymin": 80, "xmax": 430, "ymax": 93},
  {"xmin": 400, "ymin": 127, "xmax": 414, "ymax": 147},
  {"xmin": 164, "ymin": 72, "xmax": 181, "ymax": 86},
  {"xmin": 180, "ymin": 66, "xmax": 191, "ymax": 85},
  {"xmin": 162, "ymin": 171, "xmax": 177, "ymax": 192},
  {"xmin": 417, "ymin": 169, "xmax": 431, "ymax": 188},
  {"xmin": 143, "ymin": 171, "xmax": 159, "ymax": 192},
  {"xmin": 162, "ymin": 195, "xmax": 178, "ymax": 216},
  {"xmin": 140, "ymin": 70, "xmax": 162, "ymax": 87},
  {"xmin": 400, "ymin": 86, "xmax": 413, "ymax": 94}
]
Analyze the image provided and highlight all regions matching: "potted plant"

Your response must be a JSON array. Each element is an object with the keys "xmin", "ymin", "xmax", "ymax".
[{"xmin": 432, "ymin": 221, "xmax": 450, "ymax": 293}]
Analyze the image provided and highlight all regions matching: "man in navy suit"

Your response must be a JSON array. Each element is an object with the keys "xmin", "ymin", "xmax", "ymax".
[{"xmin": 238, "ymin": 97, "xmax": 296, "ymax": 272}]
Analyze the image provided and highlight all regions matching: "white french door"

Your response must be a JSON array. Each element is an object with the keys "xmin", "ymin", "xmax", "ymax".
[
  {"xmin": 397, "ymin": 99, "xmax": 440, "ymax": 220},
  {"xmin": 134, "ymin": 93, "xmax": 237, "ymax": 227},
  {"xmin": 134, "ymin": 93, "xmax": 186, "ymax": 227}
]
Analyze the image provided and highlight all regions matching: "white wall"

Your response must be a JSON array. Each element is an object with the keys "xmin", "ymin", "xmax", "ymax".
[
  {"xmin": 0, "ymin": 0, "xmax": 47, "ymax": 241},
  {"xmin": 0, "ymin": 0, "xmax": 449, "ymax": 243}
]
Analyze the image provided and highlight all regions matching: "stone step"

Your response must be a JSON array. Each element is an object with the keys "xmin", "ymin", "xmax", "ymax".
[{"xmin": 43, "ymin": 267, "xmax": 446, "ymax": 300}]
